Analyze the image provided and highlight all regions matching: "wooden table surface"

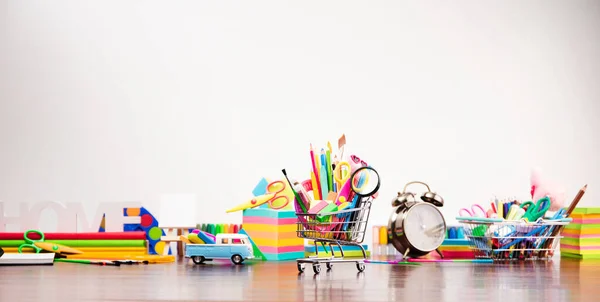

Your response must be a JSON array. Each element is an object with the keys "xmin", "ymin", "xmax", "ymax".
[{"xmin": 1, "ymin": 256, "xmax": 599, "ymax": 302}]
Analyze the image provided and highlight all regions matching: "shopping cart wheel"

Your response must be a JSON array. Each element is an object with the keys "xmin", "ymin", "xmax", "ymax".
[
  {"xmin": 326, "ymin": 263, "xmax": 333, "ymax": 270},
  {"xmin": 356, "ymin": 263, "xmax": 365, "ymax": 272},
  {"xmin": 312, "ymin": 264, "xmax": 321, "ymax": 274},
  {"xmin": 297, "ymin": 263, "xmax": 305, "ymax": 273}
]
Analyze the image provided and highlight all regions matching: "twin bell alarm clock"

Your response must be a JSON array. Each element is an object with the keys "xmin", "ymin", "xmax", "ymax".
[{"xmin": 388, "ymin": 181, "xmax": 447, "ymax": 259}]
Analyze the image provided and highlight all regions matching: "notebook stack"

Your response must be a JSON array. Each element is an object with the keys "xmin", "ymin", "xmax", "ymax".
[{"xmin": 560, "ymin": 207, "xmax": 600, "ymax": 259}]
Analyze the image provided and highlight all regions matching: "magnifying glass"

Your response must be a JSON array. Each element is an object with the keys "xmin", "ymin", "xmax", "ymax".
[
  {"xmin": 341, "ymin": 166, "xmax": 381, "ymax": 234},
  {"xmin": 350, "ymin": 166, "xmax": 380, "ymax": 198}
]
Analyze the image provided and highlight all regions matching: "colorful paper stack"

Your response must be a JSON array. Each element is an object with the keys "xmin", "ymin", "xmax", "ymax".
[
  {"xmin": 242, "ymin": 208, "xmax": 304, "ymax": 261},
  {"xmin": 438, "ymin": 239, "xmax": 475, "ymax": 259},
  {"xmin": 438, "ymin": 225, "xmax": 475, "ymax": 259},
  {"xmin": 560, "ymin": 207, "xmax": 600, "ymax": 259},
  {"xmin": 0, "ymin": 232, "xmax": 148, "ymax": 259}
]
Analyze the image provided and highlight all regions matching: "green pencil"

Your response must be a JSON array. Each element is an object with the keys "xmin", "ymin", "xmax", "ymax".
[{"xmin": 55, "ymin": 258, "xmax": 121, "ymax": 266}]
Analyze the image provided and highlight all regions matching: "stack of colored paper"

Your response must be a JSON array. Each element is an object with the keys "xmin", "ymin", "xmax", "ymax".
[
  {"xmin": 242, "ymin": 208, "xmax": 304, "ymax": 261},
  {"xmin": 560, "ymin": 207, "xmax": 600, "ymax": 259},
  {"xmin": 438, "ymin": 239, "xmax": 476, "ymax": 259}
]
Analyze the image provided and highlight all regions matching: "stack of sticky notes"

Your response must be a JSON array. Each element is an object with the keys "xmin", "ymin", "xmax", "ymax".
[
  {"xmin": 438, "ymin": 239, "xmax": 475, "ymax": 259},
  {"xmin": 241, "ymin": 208, "xmax": 304, "ymax": 261},
  {"xmin": 560, "ymin": 207, "xmax": 600, "ymax": 259}
]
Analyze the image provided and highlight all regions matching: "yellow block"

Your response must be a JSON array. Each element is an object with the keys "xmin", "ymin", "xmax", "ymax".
[
  {"xmin": 252, "ymin": 237, "xmax": 304, "ymax": 247},
  {"xmin": 242, "ymin": 223, "xmax": 297, "ymax": 233},
  {"xmin": 3, "ymin": 247, "xmax": 147, "ymax": 253},
  {"xmin": 244, "ymin": 230, "xmax": 299, "ymax": 240}
]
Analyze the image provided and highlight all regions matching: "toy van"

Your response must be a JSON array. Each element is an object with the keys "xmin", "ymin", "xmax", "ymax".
[{"xmin": 185, "ymin": 233, "xmax": 254, "ymax": 265}]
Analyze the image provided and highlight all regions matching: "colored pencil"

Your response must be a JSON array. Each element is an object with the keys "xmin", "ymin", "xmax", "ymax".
[
  {"xmin": 326, "ymin": 142, "xmax": 333, "ymax": 192},
  {"xmin": 365, "ymin": 259, "xmax": 421, "ymax": 266},
  {"xmin": 2, "ymin": 247, "xmax": 147, "ymax": 253},
  {"xmin": 309, "ymin": 144, "xmax": 322, "ymax": 200},
  {"xmin": 406, "ymin": 258, "xmax": 493, "ymax": 263},
  {"xmin": 55, "ymin": 258, "xmax": 121, "ymax": 266}
]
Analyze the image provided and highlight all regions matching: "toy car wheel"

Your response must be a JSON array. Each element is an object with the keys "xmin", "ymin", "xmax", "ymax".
[
  {"xmin": 313, "ymin": 264, "xmax": 321, "ymax": 274},
  {"xmin": 356, "ymin": 263, "xmax": 365, "ymax": 272},
  {"xmin": 326, "ymin": 263, "xmax": 333, "ymax": 270},
  {"xmin": 192, "ymin": 256, "xmax": 205, "ymax": 264},
  {"xmin": 231, "ymin": 254, "xmax": 243, "ymax": 265},
  {"xmin": 297, "ymin": 263, "xmax": 305, "ymax": 273}
]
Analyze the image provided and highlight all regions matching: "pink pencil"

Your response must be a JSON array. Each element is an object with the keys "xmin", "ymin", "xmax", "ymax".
[{"xmin": 310, "ymin": 144, "xmax": 323, "ymax": 200}]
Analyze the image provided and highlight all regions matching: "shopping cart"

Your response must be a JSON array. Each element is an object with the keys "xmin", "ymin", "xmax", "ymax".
[
  {"xmin": 457, "ymin": 217, "xmax": 572, "ymax": 261},
  {"xmin": 292, "ymin": 166, "xmax": 379, "ymax": 274},
  {"xmin": 296, "ymin": 198, "xmax": 373, "ymax": 274}
]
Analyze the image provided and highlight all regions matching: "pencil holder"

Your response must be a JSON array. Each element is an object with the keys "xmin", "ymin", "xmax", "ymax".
[{"xmin": 458, "ymin": 218, "xmax": 570, "ymax": 261}]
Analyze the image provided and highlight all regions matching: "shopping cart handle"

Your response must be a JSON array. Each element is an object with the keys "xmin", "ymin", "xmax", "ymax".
[
  {"xmin": 542, "ymin": 218, "xmax": 572, "ymax": 223},
  {"xmin": 456, "ymin": 216, "xmax": 504, "ymax": 223},
  {"xmin": 316, "ymin": 207, "xmax": 363, "ymax": 217}
]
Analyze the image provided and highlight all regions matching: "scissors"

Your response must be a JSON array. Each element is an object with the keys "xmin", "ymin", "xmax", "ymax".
[
  {"xmin": 333, "ymin": 161, "xmax": 351, "ymax": 188},
  {"xmin": 225, "ymin": 180, "xmax": 290, "ymax": 213},
  {"xmin": 458, "ymin": 204, "xmax": 487, "ymax": 218},
  {"xmin": 18, "ymin": 229, "xmax": 82, "ymax": 255},
  {"xmin": 520, "ymin": 196, "xmax": 551, "ymax": 222}
]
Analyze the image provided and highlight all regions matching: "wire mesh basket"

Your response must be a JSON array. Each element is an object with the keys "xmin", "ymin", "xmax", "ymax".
[
  {"xmin": 296, "ymin": 198, "xmax": 371, "ymax": 245},
  {"xmin": 458, "ymin": 218, "xmax": 570, "ymax": 261}
]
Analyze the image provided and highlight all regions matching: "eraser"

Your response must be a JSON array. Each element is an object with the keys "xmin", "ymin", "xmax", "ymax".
[
  {"xmin": 188, "ymin": 233, "xmax": 205, "ymax": 244},
  {"xmin": 179, "ymin": 235, "xmax": 191, "ymax": 244},
  {"xmin": 316, "ymin": 202, "xmax": 338, "ymax": 222},
  {"xmin": 309, "ymin": 200, "xmax": 329, "ymax": 214},
  {"xmin": 326, "ymin": 192, "xmax": 338, "ymax": 201},
  {"xmin": 337, "ymin": 202, "xmax": 351, "ymax": 211}
]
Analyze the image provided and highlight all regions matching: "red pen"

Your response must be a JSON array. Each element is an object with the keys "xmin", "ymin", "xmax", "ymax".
[{"xmin": 491, "ymin": 201, "xmax": 497, "ymax": 213}]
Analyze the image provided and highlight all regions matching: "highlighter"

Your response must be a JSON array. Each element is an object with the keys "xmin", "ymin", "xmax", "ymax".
[
  {"xmin": 379, "ymin": 226, "xmax": 388, "ymax": 255},
  {"xmin": 497, "ymin": 201, "xmax": 504, "ymax": 220},
  {"xmin": 372, "ymin": 226, "xmax": 380, "ymax": 256}
]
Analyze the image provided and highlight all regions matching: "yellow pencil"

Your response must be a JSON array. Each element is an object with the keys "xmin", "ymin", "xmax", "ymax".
[{"xmin": 310, "ymin": 171, "xmax": 319, "ymax": 200}]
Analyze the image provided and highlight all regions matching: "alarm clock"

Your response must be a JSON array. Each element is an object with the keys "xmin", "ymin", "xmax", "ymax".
[{"xmin": 388, "ymin": 181, "xmax": 447, "ymax": 259}]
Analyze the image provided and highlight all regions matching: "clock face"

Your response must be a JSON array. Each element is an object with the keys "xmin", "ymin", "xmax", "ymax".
[{"xmin": 403, "ymin": 203, "xmax": 446, "ymax": 252}]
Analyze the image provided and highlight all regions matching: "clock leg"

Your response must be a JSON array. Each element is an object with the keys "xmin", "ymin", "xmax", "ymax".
[
  {"xmin": 436, "ymin": 248, "xmax": 444, "ymax": 259},
  {"xmin": 402, "ymin": 248, "xmax": 410, "ymax": 260}
]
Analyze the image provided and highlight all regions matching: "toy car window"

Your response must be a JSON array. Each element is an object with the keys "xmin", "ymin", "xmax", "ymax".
[{"xmin": 221, "ymin": 238, "xmax": 228, "ymax": 244}]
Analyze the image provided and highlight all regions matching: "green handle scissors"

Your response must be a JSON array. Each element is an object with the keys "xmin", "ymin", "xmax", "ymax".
[
  {"xmin": 520, "ymin": 196, "xmax": 551, "ymax": 222},
  {"xmin": 18, "ymin": 229, "xmax": 46, "ymax": 253}
]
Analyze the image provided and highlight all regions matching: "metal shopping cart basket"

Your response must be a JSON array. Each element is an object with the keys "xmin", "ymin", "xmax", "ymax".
[
  {"xmin": 457, "ymin": 217, "xmax": 572, "ymax": 261},
  {"xmin": 296, "ymin": 197, "xmax": 373, "ymax": 274}
]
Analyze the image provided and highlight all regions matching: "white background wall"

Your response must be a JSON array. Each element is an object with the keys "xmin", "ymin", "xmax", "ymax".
[{"xmin": 1, "ymin": 1, "xmax": 599, "ymax": 243}]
